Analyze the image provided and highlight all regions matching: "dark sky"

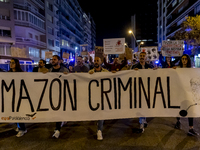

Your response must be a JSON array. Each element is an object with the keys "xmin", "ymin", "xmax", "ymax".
[{"xmin": 77, "ymin": 0, "xmax": 138, "ymax": 46}]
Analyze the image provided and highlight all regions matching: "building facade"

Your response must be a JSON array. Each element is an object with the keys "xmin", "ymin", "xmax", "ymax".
[
  {"xmin": 131, "ymin": 0, "xmax": 158, "ymax": 52},
  {"xmin": 0, "ymin": 0, "xmax": 96, "ymax": 64},
  {"xmin": 0, "ymin": 0, "xmax": 16, "ymax": 63},
  {"xmin": 158, "ymin": 0, "xmax": 200, "ymax": 52}
]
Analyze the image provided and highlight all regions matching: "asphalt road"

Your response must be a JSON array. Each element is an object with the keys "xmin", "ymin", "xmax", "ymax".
[{"xmin": 0, "ymin": 117, "xmax": 200, "ymax": 150}]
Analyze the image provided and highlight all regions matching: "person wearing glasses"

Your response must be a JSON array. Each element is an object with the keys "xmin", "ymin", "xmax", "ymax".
[{"xmin": 9, "ymin": 58, "xmax": 27, "ymax": 137}]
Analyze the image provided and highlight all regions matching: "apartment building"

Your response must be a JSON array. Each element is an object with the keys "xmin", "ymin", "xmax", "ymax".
[
  {"xmin": 44, "ymin": 0, "xmax": 60, "ymax": 59},
  {"xmin": 0, "ymin": 0, "xmax": 96, "ymax": 63},
  {"xmin": 0, "ymin": 0, "xmax": 17, "ymax": 63},
  {"xmin": 158, "ymin": 0, "xmax": 200, "ymax": 53}
]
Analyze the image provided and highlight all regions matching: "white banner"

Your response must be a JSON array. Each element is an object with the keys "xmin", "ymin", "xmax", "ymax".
[
  {"xmin": 1, "ymin": 69, "xmax": 200, "ymax": 123},
  {"xmin": 162, "ymin": 40, "xmax": 184, "ymax": 57},
  {"xmin": 103, "ymin": 38, "xmax": 125, "ymax": 54}
]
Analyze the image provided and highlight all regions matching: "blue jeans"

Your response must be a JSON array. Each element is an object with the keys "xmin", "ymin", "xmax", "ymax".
[
  {"xmin": 98, "ymin": 120, "xmax": 104, "ymax": 131},
  {"xmin": 139, "ymin": 117, "xmax": 146, "ymax": 124}
]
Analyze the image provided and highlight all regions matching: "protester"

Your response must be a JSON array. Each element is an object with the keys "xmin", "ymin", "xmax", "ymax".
[
  {"xmin": 173, "ymin": 54, "xmax": 199, "ymax": 136},
  {"xmin": 60, "ymin": 59, "xmax": 67, "ymax": 68},
  {"xmin": 83, "ymin": 56, "xmax": 90, "ymax": 69},
  {"xmin": 44, "ymin": 55, "xmax": 69, "ymax": 138},
  {"xmin": 33, "ymin": 59, "xmax": 48, "ymax": 72},
  {"xmin": 121, "ymin": 59, "xmax": 131, "ymax": 70},
  {"xmin": 89, "ymin": 56, "xmax": 94, "ymax": 70},
  {"xmin": 103, "ymin": 54, "xmax": 127, "ymax": 71},
  {"xmin": 89, "ymin": 57, "xmax": 109, "ymax": 140},
  {"xmin": 159, "ymin": 52, "xmax": 180, "ymax": 68},
  {"xmin": 131, "ymin": 52, "xmax": 154, "ymax": 70},
  {"xmin": 74, "ymin": 56, "xmax": 89, "ymax": 72},
  {"xmin": 9, "ymin": 58, "xmax": 27, "ymax": 137},
  {"xmin": 131, "ymin": 52, "xmax": 154, "ymax": 133},
  {"xmin": 45, "ymin": 59, "xmax": 53, "ymax": 69},
  {"xmin": 69, "ymin": 64, "xmax": 74, "ymax": 73},
  {"xmin": 52, "ymin": 56, "xmax": 88, "ymax": 138},
  {"xmin": 132, "ymin": 58, "xmax": 137, "ymax": 65}
]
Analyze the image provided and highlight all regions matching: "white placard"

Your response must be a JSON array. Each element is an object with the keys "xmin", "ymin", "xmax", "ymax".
[
  {"xmin": 103, "ymin": 38, "xmax": 125, "ymax": 54},
  {"xmin": 162, "ymin": 40, "xmax": 184, "ymax": 57},
  {"xmin": 140, "ymin": 47, "xmax": 158, "ymax": 61}
]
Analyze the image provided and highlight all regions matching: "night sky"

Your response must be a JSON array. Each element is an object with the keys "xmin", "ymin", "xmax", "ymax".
[{"xmin": 77, "ymin": 0, "xmax": 139, "ymax": 46}]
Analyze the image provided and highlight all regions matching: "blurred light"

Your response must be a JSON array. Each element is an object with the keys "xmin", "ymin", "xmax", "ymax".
[
  {"xmin": 198, "ymin": 54, "xmax": 200, "ymax": 57},
  {"xmin": 75, "ymin": 47, "xmax": 78, "ymax": 50},
  {"xmin": 140, "ymin": 41, "xmax": 144, "ymax": 45},
  {"xmin": 129, "ymin": 30, "xmax": 132, "ymax": 34},
  {"xmin": 185, "ymin": 28, "xmax": 192, "ymax": 32},
  {"xmin": 155, "ymin": 60, "xmax": 159, "ymax": 64}
]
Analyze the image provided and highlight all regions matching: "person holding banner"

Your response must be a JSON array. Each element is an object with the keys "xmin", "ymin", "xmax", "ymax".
[
  {"xmin": 103, "ymin": 54, "xmax": 127, "ymax": 71},
  {"xmin": 8, "ymin": 58, "xmax": 27, "ymax": 137},
  {"xmin": 131, "ymin": 52, "xmax": 154, "ymax": 133},
  {"xmin": 74, "ymin": 56, "xmax": 89, "ymax": 72},
  {"xmin": 89, "ymin": 57, "xmax": 109, "ymax": 140},
  {"xmin": 43, "ymin": 55, "xmax": 68, "ymax": 138},
  {"xmin": 159, "ymin": 50, "xmax": 180, "ymax": 68},
  {"xmin": 33, "ymin": 59, "xmax": 48, "ymax": 72},
  {"xmin": 173, "ymin": 54, "xmax": 199, "ymax": 136}
]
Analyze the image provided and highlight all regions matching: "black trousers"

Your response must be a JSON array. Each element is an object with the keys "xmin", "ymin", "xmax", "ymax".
[
  {"xmin": 55, "ymin": 122, "xmax": 62, "ymax": 131},
  {"xmin": 177, "ymin": 117, "xmax": 193, "ymax": 126},
  {"xmin": 17, "ymin": 123, "xmax": 26, "ymax": 131}
]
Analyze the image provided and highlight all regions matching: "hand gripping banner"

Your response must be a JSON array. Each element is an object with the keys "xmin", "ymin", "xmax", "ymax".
[{"xmin": 1, "ymin": 68, "xmax": 200, "ymax": 123}]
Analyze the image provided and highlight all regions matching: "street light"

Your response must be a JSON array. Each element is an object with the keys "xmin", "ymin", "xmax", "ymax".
[
  {"xmin": 129, "ymin": 30, "xmax": 145, "ymax": 52},
  {"xmin": 138, "ymin": 41, "xmax": 144, "ymax": 52},
  {"xmin": 124, "ymin": 43, "xmax": 129, "ymax": 48},
  {"xmin": 128, "ymin": 30, "xmax": 137, "ymax": 43}
]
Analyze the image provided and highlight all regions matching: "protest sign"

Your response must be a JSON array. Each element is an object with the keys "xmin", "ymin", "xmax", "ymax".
[
  {"xmin": 80, "ymin": 44, "xmax": 88, "ymax": 56},
  {"xmin": 95, "ymin": 46, "xmax": 104, "ymax": 61},
  {"xmin": 62, "ymin": 52, "xmax": 69, "ymax": 59},
  {"xmin": 103, "ymin": 38, "xmax": 125, "ymax": 54},
  {"xmin": 162, "ymin": 40, "xmax": 184, "ymax": 57},
  {"xmin": 119, "ymin": 48, "xmax": 133, "ymax": 60},
  {"xmin": 140, "ymin": 47, "xmax": 158, "ymax": 61},
  {"xmin": 1, "ymin": 69, "xmax": 200, "ymax": 123},
  {"xmin": 45, "ymin": 52, "xmax": 53, "ymax": 59}
]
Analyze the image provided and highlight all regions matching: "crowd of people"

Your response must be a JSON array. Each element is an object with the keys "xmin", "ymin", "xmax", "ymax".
[{"xmin": 0, "ymin": 51, "xmax": 199, "ymax": 140}]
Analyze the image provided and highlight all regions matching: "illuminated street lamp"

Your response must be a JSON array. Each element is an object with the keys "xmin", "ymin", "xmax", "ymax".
[
  {"xmin": 124, "ymin": 43, "xmax": 129, "ymax": 48},
  {"xmin": 138, "ymin": 41, "xmax": 144, "ymax": 52},
  {"xmin": 128, "ymin": 30, "xmax": 137, "ymax": 43},
  {"xmin": 129, "ymin": 30, "xmax": 145, "ymax": 52}
]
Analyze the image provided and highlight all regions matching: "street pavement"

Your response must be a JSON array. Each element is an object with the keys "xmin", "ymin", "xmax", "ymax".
[{"xmin": 0, "ymin": 117, "xmax": 200, "ymax": 150}]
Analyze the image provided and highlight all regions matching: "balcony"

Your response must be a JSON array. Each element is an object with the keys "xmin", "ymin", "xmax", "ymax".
[
  {"xmin": 59, "ymin": 4, "xmax": 83, "ymax": 29},
  {"xmin": 30, "ymin": 0, "xmax": 45, "ymax": 9},
  {"xmin": 16, "ymin": 37, "xmax": 46, "ymax": 48},
  {"xmin": 14, "ymin": 4, "xmax": 45, "ymax": 20},
  {"xmin": 166, "ymin": 1, "xmax": 196, "ymax": 26},
  {"xmin": 15, "ymin": 21, "xmax": 45, "ymax": 34},
  {"xmin": 60, "ymin": 15, "xmax": 83, "ymax": 38}
]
